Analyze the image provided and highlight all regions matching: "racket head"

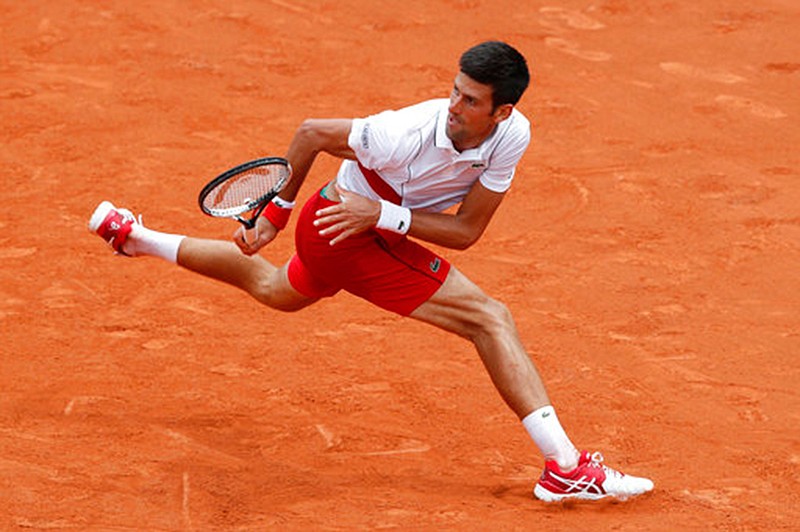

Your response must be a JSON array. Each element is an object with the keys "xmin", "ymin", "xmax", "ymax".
[{"xmin": 198, "ymin": 157, "xmax": 292, "ymax": 226}]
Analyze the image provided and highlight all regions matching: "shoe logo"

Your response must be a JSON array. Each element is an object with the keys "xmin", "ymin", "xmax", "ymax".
[
  {"xmin": 429, "ymin": 257, "xmax": 441, "ymax": 273},
  {"xmin": 110, "ymin": 221, "xmax": 120, "ymax": 230},
  {"xmin": 542, "ymin": 411, "xmax": 551, "ymax": 418},
  {"xmin": 548, "ymin": 471, "xmax": 604, "ymax": 495}
]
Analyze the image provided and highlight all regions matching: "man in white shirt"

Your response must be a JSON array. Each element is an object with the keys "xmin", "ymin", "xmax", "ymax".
[{"xmin": 89, "ymin": 41, "xmax": 653, "ymax": 502}]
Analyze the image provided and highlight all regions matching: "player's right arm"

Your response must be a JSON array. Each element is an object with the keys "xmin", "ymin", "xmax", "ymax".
[
  {"xmin": 235, "ymin": 119, "xmax": 355, "ymax": 255},
  {"xmin": 280, "ymin": 118, "xmax": 356, "ymax": 202}
]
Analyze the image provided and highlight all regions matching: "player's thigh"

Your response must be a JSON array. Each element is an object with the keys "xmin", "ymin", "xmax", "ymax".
[{"xmin": 409, "ymin": 266, "xmax": 500, "ymax": 337}]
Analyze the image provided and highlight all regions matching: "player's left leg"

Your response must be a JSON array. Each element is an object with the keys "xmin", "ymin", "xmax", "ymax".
[
  {"xmin": 409, "ymin": 266, "xmax": 551, "ymax": 419},
  {"xmin": 410, "ymin": 266, "xmax": 654, "ymax": 501}
]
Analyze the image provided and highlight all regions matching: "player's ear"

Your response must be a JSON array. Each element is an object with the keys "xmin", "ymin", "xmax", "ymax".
[{"xmin": 492, "ymin": 103, "xmax": 513, "ymax": 123}]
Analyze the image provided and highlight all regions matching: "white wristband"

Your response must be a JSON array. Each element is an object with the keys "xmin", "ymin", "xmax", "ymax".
[
  {"xmin": 272, "ymin": 196, "xmax": 296, "ymax": 209},
  {"xmin": 376, "ymin": 200, "xmax": 411, "ymax": 234}
]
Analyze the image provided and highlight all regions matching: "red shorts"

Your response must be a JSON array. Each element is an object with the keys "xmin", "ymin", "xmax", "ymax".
[{"xmin": 286, "ymin": 188, "xmax": 451, "ymax": 316}]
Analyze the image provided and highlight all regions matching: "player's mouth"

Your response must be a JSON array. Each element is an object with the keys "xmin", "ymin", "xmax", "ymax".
[{"xmin": 446, "ymin": 113, "xmax": 464, "ymax": 135}]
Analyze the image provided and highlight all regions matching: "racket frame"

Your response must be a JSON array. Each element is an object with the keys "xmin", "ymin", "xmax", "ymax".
[{"xmin": 198, "ymin": 156, "xmax": 292, "ymax": 229}]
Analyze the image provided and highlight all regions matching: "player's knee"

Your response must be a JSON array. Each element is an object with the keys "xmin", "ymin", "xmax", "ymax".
[
  {"xmin": 485, "ymin": 298, "xmax": 515, "ymax": 333},
  {"xmin": 248, "ymin": 275, "xmax": 285, "ymax": 310},
  {"xmin": 249, "ymin": 278, "xmax": 275, "ymax": 307},
  {"xmin": 251, "ymin": 289, "xmax": 304, "ymax": 312},
  {"xmin": 467, "ymin": 296, "xmax": 515, "ymax": 342},
  {"xmin": 249, "ymin": 271, "xmax": 312, "ymax": 313}
]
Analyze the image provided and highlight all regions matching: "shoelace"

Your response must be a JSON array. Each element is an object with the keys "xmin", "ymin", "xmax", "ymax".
[
  {"xmin": 118, "ymin": 209, "xmax": 142, "ymax": 226},
  {"xmin": 588, "ymin": 451, "xmax": 605, "ymax": 466},
  {"xmin": 129, "ymin": 213, "xmax": 145, "ymax": 228},
  {"xmin": 589, "ymin": 451, "xmax": 624, "ymax": 478},
  {"xmin": 110, "ymin": 209, "xmax": 142, "ymax": 256}
]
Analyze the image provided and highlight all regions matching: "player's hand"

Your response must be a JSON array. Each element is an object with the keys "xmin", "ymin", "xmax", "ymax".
[
  {"xmin": 314, "ymin": 183, "xmax": 380, "ymax": 245},
  {"xmin": 233, "ymin": 216, "xmax": 279, "ymax": 255}
]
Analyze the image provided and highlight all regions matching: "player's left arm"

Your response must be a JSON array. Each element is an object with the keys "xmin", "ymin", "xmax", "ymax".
[
  {"xmin": 326, "ymin": 178, "xmax": 505, "ymax": 250},
  {"xmin": 404, "ymin": 180, "xmax": 505, "ymax": 250},
  {"xmin": 317, "ymin": 110, "xmax": 529, "ymax": 248}
]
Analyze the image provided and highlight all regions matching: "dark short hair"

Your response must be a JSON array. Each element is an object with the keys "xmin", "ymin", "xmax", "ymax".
[{"xmin": 459, "ymin": 41, "xmax": 530, "ymax": 108}]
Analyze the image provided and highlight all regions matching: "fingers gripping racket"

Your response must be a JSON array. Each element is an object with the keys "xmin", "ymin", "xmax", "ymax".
[{"xmin": 198, "ymin": 157, "xmax": 292, "ymax": 241}]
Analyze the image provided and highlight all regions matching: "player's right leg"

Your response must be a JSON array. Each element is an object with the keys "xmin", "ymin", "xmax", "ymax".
[
  {"xmin": 177, "ymin": 238, "xmax": 316, "ymax": 312},
  {"xmin": 88, "ymin": 200, "xmax": 317, "ymax": 312}
]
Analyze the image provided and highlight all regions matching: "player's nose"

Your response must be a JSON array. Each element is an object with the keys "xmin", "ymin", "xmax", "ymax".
[{"xmin": 449, "ymin": 94, "xmax": 463, "ymax": 114}]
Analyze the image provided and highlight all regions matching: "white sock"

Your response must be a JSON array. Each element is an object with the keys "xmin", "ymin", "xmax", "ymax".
[
  {"xmin": 124, "ymin": 225, "xmax": 185, "ymax": 263},
  {"xmin": 522, "ymin": 405, "xmax": 580, "ymax": 471}
]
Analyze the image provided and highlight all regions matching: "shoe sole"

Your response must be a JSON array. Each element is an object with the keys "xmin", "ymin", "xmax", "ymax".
[
  {"xmin": 88, "ymin": 201, "xmax": 115, "ymax": 233},
  {"xmin": 534, "ymin": 483, "xmax": 652, "ymax": 502},
  {"xmin": 534, "ymin": 484, "xmax": 610, "ymax": 502}
]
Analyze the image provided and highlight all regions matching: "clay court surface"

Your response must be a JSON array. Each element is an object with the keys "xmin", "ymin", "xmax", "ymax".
[{"xmin": 2, "ymin": 0, "xmax": 799, "ymax": 529}]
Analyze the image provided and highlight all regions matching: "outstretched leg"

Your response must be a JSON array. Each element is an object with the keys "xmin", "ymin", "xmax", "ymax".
[
  {"xmin": 88, "ymin": 201, "xmax": 316, "ymax": 312},
  {"xmin": 410, "ymin": 266, "xmax": 551, "ymax": 418},
  {"xmin": 411, "ymin": 266, "xmax": 654, "ymax": 501},
  {"xmin": 177, "ymin": 238, "xmax": 316, "ymax": 312},
  {"xmin": 410, "ymin": 266, "xmax": 579, "ymax": 468}
]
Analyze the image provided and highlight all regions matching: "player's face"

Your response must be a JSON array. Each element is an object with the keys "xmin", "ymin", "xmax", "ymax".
[{"xmin": 446, "ymin": 72, "xmax": 512, "ymax": 151}]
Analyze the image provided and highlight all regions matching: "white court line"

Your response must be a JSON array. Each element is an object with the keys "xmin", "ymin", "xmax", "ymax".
[
  {"xmin": 315, "ymin": 424, "xmax": 340, "ymax": 449},
  {"xmin": 356, "ymin": 443, "xmax": 431, "ymax": 456},
  {"xmin": 182, "ymin": 471, "xmax": 193, "ymax": 530}
]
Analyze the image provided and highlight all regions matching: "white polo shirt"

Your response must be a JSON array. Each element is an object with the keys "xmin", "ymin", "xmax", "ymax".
[{"xmin": 336, "ymin": 98, "xmax": 531, "ymax": 212}]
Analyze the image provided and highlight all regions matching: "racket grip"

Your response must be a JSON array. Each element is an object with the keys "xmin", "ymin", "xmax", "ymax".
[{"xmin": 242, "ymin": 223, "xmax": 259, "ymax": 245}]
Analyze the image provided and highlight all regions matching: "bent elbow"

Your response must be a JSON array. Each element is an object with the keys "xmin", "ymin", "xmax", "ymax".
[
  {"xmin": 293, "ymin": 118, "xmax": 353, "ymax": 158},
  {"xmin": 296, "ymin": 119, "xmax": 323, "ymax": 147},
  {"xmin": 451, "ymin": 231, "xmax": 482, "ymax": 250}
]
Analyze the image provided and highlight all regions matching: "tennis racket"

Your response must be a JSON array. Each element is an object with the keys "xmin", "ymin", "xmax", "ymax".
[{"xmin": 198, "ymin": 157, "xmax": 292, "ymax": 236}]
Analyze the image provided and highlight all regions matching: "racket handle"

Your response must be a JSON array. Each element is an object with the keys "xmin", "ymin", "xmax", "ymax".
[{"xmin": 242, "ymin": 223, "xmax": 259, "ymax": 245}]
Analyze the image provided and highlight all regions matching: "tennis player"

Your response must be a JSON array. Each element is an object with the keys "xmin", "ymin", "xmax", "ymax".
[{"xmin": 89, "ymin": 41, "xmax": 653, "ymax": 502}]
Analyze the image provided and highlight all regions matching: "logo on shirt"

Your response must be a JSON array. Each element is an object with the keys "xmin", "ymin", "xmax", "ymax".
[
  {"xmin": 471, "ymin": 162, "xmax": 486, "ymax": 168},
  {"xmin": 361, "ymin": 123, "xmax": 371, "ymax": 150},
  {"xmin": 429, "ymin": 257, "xmax": 441, "ymax": 273}
]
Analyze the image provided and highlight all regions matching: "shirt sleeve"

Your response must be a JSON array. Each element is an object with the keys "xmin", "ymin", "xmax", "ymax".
[
  {"xmin": 478, "ymin": 113, "xmax": 531, "ymax": 193},
  {"xmin": 348, "ymin": 108, "xmax": 421, "ymax": 171}
]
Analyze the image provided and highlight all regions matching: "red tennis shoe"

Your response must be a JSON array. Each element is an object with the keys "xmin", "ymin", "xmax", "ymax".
[
  {"xmin": 88, "ymin": 201, "xmax": 138, "ymax": 256},
  {"xmin": 534, "ymin": 451, "xmax": 653, "ymax": 502}
]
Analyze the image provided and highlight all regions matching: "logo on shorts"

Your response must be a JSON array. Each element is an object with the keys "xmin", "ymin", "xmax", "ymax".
[{"xmin": 429, "ymin": 257, "xmax": 441, "ymax": 273}]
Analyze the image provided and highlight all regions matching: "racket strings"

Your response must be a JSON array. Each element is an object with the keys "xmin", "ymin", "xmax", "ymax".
[{"xmin": 203, "ymin": 165, "xmax": 288, "ymax": 216}]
